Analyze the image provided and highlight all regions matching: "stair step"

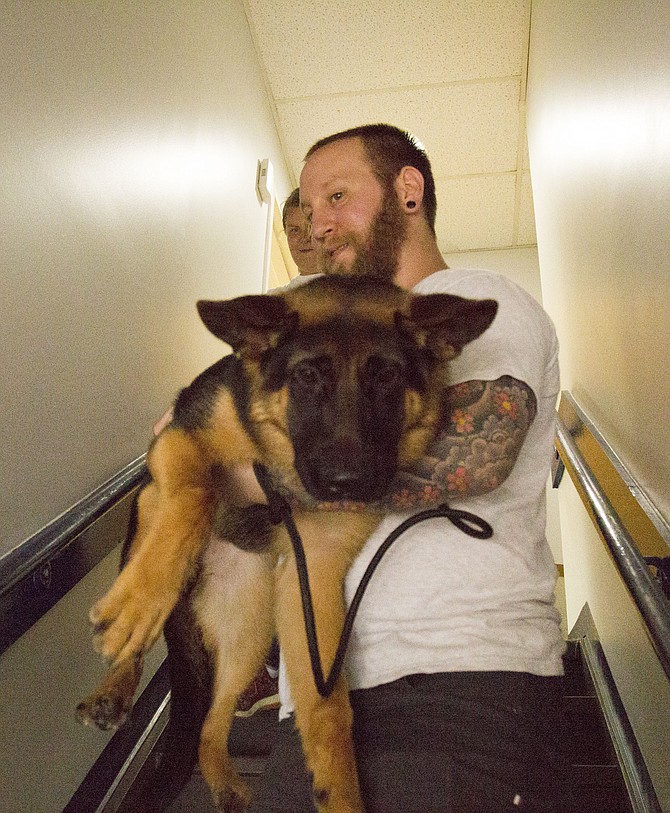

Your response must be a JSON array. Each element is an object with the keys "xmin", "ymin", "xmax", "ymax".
[
  {"xmin": 568, "ymin": 764, "xmax": 633, "ymax": 813},
  {"xmin": 563, "ymin": 695, "xmax": 619, "ymax": 766},
  {"xmin": 562, "ymin": 639, "xmax": 593, "ymax": 697},
  {"xmin": 228, "ymin": 707, "xmax": 279, "ymax": 758}
]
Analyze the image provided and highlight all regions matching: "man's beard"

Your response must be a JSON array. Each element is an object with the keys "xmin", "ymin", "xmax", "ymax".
[{"xmin": 322, "ymin": 189, "xmax": 406, "ymax": 282}]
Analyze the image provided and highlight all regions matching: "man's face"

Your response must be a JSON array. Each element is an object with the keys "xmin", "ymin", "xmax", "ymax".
[
  {"xmin": 284, "ymin": 205, "xmax": 320, "ymax": 276},
  {"xmin": 300, "ymin": 138, "xmax": 406, "ymax": 280}
]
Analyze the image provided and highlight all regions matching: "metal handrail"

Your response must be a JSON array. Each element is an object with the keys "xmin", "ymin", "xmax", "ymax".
[
  {"xmin": 555, "ymin": 411, "xmax": 670, "ymax": 682},
  {"xmin": 0, "ymin": 454, "xmax": 147, "ymax": 596},
  {"xmin": 0, "ymin": 454, "xmax": 147, "ymax": 656}
]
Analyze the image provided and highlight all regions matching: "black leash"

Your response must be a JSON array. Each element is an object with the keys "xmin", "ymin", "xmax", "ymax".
[{"xmin": 253, "ymin": 462, "xmax": 493, "ymax": 698}]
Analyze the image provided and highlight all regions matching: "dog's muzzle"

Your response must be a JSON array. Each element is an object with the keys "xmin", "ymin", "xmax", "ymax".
[{"xmin": 300, "ymin": 437, "xmax": 395, "ymax": 503}]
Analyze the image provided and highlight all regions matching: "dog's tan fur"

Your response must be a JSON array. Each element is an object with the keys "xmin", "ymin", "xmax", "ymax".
[{"xmin": 78, "ymin": 276, "xmax": 497, "ymax": 813}]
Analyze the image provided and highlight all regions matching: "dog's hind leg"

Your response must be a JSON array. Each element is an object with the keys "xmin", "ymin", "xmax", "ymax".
[
  {"xmin": 275, "ymin": 512, "xmax": 379, "ymax": 813},
  {"xmin": 194, "ymin": 539, "xmax": 275, "ymax": 812}
]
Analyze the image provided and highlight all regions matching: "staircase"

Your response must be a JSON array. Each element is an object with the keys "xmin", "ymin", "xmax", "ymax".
[
  {"xmin": 562, "ymin": 639, "xmax": 633, "ymax": 812},
  {"xmin": 122, "ymin": 641, "xmax": 646, "ymax": 813}
]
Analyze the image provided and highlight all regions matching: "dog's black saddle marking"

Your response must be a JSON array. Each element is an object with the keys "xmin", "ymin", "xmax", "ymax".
[{"xmin": 172, "ymin": 355, "xmax": 252, "ymax": 434}]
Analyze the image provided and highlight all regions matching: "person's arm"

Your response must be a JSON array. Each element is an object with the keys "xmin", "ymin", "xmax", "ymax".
[{"xmin": 383, "ymin": 374, "xmax": 537, "ymax": 510}]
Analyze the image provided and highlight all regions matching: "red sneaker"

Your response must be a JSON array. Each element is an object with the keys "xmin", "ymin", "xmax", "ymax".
[{"xmin": 235, "ymin": 667, "xmax": 280, "ymax": 717}]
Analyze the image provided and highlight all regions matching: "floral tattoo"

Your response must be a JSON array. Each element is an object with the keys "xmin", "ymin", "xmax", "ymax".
[{"xmin": 385, "ymin": 375, "xmax": 536, "ymax": 510}]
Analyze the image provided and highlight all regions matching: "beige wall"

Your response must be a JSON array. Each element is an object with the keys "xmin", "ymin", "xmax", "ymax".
[
  {"xmin": 0, "ymin": 0, "xmax": 292, "ymax": 559},
  {"xmin": 0, "ymin": 2, "xmax": 291, "ymax": 809},
  {"xmin": 0, "ymin": 544, "xmax": 168, "ymax": 813},
  {"xmin": 527, "ymin": 1, "xmax": 670, "ymax": 807},
  {"xmin": 442, "ymin": 245, "xmax": 543, "ymax": 304},
  {"xmin": 527, "ymin": 1, "xmax": 670, "ymax": 520}
]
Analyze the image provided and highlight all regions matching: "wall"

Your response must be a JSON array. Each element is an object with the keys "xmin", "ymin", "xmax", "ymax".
[
  {"xmin": 0, "ymin": 542, "xmax": 167, "ymax": 813},
  {"xmin": 0, "ymin": 0, "xmax": 292, "ymax": 560},
  {"xmin": 0, "ymin": 2, "xmax": 291, "ymax": 810},
  {"xmin": 442, "ymin": 245, "xmax": 543, "ymax": 304},
  {"xmin": 527, "ymin": 0, "xmax": 670, "ymax": 519},
  {"xmin": 527, "ymin": 1, "xmax": 670, "ymax": 807}
]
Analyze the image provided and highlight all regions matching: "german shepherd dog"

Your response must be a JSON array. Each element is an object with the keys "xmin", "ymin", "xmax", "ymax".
[{"xmin": 77, "ymin": 275, "xmax": 497, "ymax": 813}]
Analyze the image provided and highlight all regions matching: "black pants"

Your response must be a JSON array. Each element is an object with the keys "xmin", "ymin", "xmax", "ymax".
[{"xmin": 249, "ymin": 671, "xmax": 573, "ymax": 813}]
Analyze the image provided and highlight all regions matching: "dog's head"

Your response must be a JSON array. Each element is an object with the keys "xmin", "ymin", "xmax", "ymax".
[{"xmin": 198, "ymin": 276, "xmax": 497, "ymax": 503}]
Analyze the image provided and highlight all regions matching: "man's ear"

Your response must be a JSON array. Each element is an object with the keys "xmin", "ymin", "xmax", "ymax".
[
  {"xmin": 394, "ymin": 165, "xmax": 425, "ymax": 211},
  {"xmin": 397, "ymin": 293, "xmax": 498, "ymax": 359},
  {"xmin": 197, "ymin": 295, "xmax": 298, "ymax": 359}
]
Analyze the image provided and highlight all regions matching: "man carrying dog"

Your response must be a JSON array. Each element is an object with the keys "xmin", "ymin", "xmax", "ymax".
[{"xmin": 249, "ymin": 124, "xmax": 568, "ymax": 813}]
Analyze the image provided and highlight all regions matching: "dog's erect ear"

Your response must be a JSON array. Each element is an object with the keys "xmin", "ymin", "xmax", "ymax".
[
  {"xmin": 398, "ymin": 294, "xmax": 498, "ymax": 360},
  {"xmin": 197, "ymin": 295, "xmax": 298, "ymax": 359}
]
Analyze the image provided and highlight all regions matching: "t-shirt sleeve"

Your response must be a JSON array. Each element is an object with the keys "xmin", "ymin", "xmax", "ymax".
[{"xmin": 418, "ymin": 270, "xmax": 557, "ymax": 400}]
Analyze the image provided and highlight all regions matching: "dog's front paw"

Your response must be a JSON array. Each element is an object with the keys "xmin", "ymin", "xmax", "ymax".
[
  {"xmin": 89, "ymin": 568, "xmax": 175, "ymax": 664},
  {"xmin": 76, "ymin": 685, "xmax": 133, "ymax": 731},
  {"xmin": 76, "ymin": 655, "xmax": 144, "ymax": 731}
]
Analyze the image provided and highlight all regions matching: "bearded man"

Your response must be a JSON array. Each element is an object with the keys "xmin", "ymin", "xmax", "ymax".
[{"xmin": 249, "ymin": 124, "xmax": 569, "ymax": 813}]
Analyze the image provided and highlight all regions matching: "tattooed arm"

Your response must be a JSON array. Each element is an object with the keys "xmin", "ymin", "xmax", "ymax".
[{"xmin": 383, "ymin": 375, "xmax": 537, "ymax": 511}]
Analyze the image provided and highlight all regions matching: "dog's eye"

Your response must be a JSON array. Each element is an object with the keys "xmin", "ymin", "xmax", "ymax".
[
  {"xmin": 290, "ymin": 362, "xmax": 322, "ymax": 389},
  {"xmin": 365, "ymin": 357, "xmax": 403, "ymax": 389},
  {"xmin": 376, "ymin": 365, "xmax": 401, "ymax": 386}
]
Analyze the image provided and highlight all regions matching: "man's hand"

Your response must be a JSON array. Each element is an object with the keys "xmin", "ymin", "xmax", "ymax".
[{"xmin": 152, "ymin": 407, "xmax": 174, "ymax": 436}]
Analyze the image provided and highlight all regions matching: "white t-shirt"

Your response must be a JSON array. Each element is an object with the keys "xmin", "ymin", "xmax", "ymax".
[
  {"xmin": 270, "ymin": 273, "xmax": 322, "ymax": 293},
  {"xmin": 278, "ymin": 268, "xmax": 563, "ymax": 717}
]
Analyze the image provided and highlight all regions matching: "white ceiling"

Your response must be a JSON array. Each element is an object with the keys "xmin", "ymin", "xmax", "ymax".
[{"xmin": 243, "ymin": 0, "xmax": 536, "ymax": 256}]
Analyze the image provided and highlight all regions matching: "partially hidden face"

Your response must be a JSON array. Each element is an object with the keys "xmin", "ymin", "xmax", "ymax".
[
  {"xmin": 284, "ymin": 205, "xmax": 320, "ymax": 276},
  {"xmin": 197, "ymin": 275, "xmax": 497, "ymax": 504}
]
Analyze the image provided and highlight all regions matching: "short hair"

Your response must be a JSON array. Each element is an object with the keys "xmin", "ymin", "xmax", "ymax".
[
  {"xmin": 305, "ymin": 123, "xmax": 437, "ymax": 235},
  {"xmin": 282, "ymin": 187, "xmax": 301, "ymax": 231}
]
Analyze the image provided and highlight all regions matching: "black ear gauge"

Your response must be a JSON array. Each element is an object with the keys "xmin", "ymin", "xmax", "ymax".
[{"xmin": 406, "ymin": 200, "xmax": 416, "ymax": 209}]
